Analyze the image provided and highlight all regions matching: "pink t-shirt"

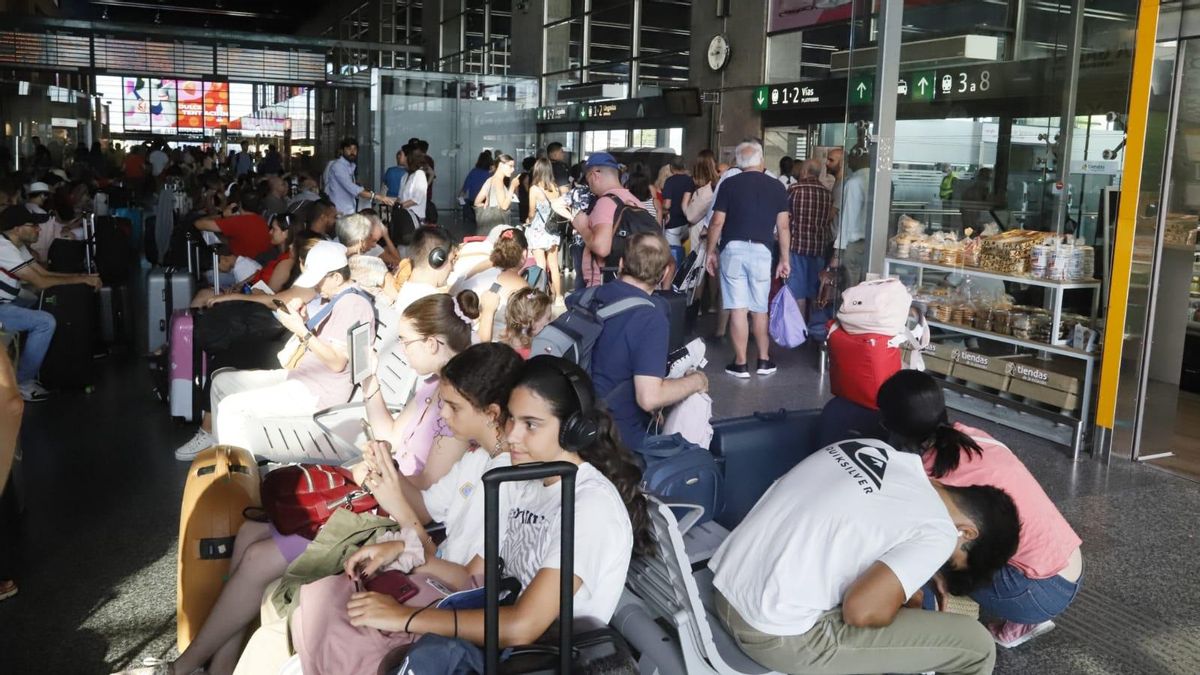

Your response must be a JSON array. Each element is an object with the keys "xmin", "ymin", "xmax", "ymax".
[
  {"xmin": 924, "ymin": 423, "xmax": 1082, "ymax": 579},
  {"xmin": 287, "ymin": 292, "xmax": 375, "ymax": 409},
  {"xmin": 391, "ymin": 376, "xmax": 454, "ymax": 476},
  {"xmin": 582, "ymin": 188, "xmax": 641, "ymax": 287}
]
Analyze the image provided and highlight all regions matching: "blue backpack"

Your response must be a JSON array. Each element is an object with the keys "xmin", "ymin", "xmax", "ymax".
[{"xmin": 637, "ymin": 433, "xmax": 724, "ymax": 526}]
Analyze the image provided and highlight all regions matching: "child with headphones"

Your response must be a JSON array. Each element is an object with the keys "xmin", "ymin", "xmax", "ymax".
[{"xmin": 327, "ymin": 356, "xmax": 655, "ymax": 656}]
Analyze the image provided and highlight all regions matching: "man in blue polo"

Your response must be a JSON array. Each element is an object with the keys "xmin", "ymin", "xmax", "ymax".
[
  {"xmin": 323, "ymin": 137, "xmax": 395, "ymax": 216},
  {"xmin": 704, "ymin": 140, "xmax": 790, "ymax": 379}
]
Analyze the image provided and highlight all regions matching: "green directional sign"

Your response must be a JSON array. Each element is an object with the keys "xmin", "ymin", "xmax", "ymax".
[
  {"xmin": 910, "ymin": 70, "xmax": 937, "ymax": 102},
  {"xmin": 850, "ymin": 74, "xmax": 873, "ymax": 105},
  {"xmin": 753, "ymin": 86, "xmax": 769, "ymax": 111}
]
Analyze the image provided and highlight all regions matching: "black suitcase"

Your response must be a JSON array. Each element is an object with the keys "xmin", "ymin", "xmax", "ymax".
[
  {"xmin": 38, "ymin": 284, "xmax": 97, "ymax": 391},
  {"xmin": 653, "ymin": 289, "xmax": 689, "ymax": 353},
  {"xmin": 709, "ymin": 409, "xmax": 822, "ymax": 528},
  {"xmin": 484, "ymin": 462, "xmax": 638, "ymax": 675},
  {"xmin": 47, "ymin": 239, "xmax": 88, "ymax": 274},
  {"xmin": 93, "ymin": 216, "xmax": 133, "ymax": 286},
  {"xmin": 98, "ymin": 284, "xmax": 133, "ymax": 345}
]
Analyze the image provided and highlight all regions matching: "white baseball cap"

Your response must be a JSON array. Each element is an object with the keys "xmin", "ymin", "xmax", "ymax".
[
  {"xmin": 28, "ymin": 182, "xmax": 50, "ymax": 195},
  {"xmin": 293, "ymin": 240, "xmax": 349, "ymax": 288}
]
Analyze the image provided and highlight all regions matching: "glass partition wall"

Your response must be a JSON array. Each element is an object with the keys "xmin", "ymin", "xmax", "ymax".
[{"xmin": 798, "ymin": 0, "xmax": 1141, "ymax": 456}]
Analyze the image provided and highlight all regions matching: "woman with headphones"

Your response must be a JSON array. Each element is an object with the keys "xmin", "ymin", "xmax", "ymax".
[{"xmin": 338, "ymin": 356, "xmax": 655, "ymax": 650}]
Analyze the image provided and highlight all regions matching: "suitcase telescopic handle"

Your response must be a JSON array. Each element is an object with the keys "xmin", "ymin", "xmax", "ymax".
[{"xmin": 483, "ymin": 461, "xmax": 577, "ymax": 675}]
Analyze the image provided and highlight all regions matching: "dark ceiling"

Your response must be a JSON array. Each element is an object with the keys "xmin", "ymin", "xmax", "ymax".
[{"xmin": 61, "ymin": 0, "xmax": 327, "ymax": 34}]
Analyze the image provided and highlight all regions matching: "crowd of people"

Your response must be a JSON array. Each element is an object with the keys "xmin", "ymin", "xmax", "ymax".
[{"xmin": 0, "ymin": 132, "xmax": 1082, "ymax": 675}]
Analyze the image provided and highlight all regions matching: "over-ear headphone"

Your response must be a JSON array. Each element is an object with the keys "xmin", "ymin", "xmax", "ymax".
[
  {"xmin": 428, "ymin": 245, "xmax": 448, "ymax": 269},
  {"xmin": 543, "ymin": 359, "xmax": 599, "ymax": 452}
]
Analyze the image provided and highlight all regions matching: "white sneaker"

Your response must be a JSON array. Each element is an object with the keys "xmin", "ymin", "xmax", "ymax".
[
  {"xmin": 174, "ymin": 429, "xmax": 216, "ymax": 462},
  {"xmin": 18, "ymin": 381, "xmax": 50, "ymax": 402},
  {"xmin": 668, "ymin": 338, "xmax": 707, "ymax": 379}
]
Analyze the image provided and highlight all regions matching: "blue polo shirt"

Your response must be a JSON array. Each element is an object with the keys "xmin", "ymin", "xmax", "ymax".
[
  {"xmin": 462, "ymin": 168, "xmax": 492, "ymax": 202},
  {"xmin": 382, "ymin": 165, "xmax": 408, "ymax": 198},
  {"xmin": 573, "ymin": 280, "xmax": 670, "ymax": 451},
  {"xmin": 712, "ymin": 170, "xmax": 789, "ymax": 250}
]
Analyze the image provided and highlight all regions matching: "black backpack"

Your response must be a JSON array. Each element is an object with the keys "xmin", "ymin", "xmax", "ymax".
[{"xmin": 601, "ymin": 194, "xmax": 660, "ymax": 282}]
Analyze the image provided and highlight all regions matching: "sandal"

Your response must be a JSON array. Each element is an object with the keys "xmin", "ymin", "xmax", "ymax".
[{"xmin": 0, "ymin": 580, "xmax": 16, "ymax": 601}]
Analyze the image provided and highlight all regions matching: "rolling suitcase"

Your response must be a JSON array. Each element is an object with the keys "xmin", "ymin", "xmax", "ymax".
[
  {"xmin": 98, "ymin": 284, "xmax": 133, "ymax": 345},
  {"xmin": 652, "ymin": 289, "xmax": 689, "ymax": 353},
  {"xmin": 38, "ymin": 284, "xmax": 97, "ymax": 391},
  {"xmin": 146, "ymin": 267, "xmax": 196, "ymax": 354},
  {"xmin": 177, "ymin": 445, "xmax": 261, "ymax": 652},
  {"xmin": 827, "ymin": 325, "xmax": 901, "ymax": 410},
  {"xmin": 169, "ymin": 310, "xmax": 207, "ymax": 421},
  {"xmin": 709, "ymin": 409, "xmax": 821, "ymax": 528},
  {"xmin": 483, "ymin": 461, "xmax": 638, "ymax": 674},
  {"xmin": 93, "ymin": 215, "xmax": 133, "ymax": 286}
]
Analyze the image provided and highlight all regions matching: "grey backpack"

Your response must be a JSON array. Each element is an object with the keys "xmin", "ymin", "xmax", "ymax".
[{"xmin": 530, "ymin": 286, "xmax": 655, "ymax": 370}]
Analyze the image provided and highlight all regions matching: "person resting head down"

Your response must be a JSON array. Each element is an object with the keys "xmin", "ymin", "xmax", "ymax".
[{"xmin": 709, "ymin": 433, "xmax": 1020, "ymax": 675}]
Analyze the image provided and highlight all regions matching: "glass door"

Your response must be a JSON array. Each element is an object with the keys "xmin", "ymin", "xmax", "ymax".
[{"xmin": 1134, "ymin": 39, "xmax": 1200, "ymax": 478}]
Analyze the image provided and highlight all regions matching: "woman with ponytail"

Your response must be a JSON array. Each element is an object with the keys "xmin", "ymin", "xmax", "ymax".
[
  {"xmin": 877, "ymin": 370, "xmax": 1083, "ymax": 648},
  {"xmin": 340, "ymin": 355, "xmax": 652, "ymax": 649}
]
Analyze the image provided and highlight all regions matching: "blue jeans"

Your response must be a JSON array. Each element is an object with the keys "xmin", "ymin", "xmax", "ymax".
[
  {"xmin": 0, "ymin": 301, "xmax": 57, "ymax": 384},
  {"xmin": 970, "ymin": 563, "xmax": 1082, "ymax": 624},
  {"xmin": 670, "ymin": 245, "xmax": 685, "ymax": 271}
]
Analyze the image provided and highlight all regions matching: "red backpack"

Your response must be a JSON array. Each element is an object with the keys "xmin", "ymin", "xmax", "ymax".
[{"xmin": 261, "ymin": 464, "xmax": 383, "ymax": 540}]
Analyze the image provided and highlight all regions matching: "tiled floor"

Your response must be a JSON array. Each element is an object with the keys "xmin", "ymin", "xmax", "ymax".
[{"xmin": 1, "ymin": 320, "xmax": 1199, "ymax": 674}]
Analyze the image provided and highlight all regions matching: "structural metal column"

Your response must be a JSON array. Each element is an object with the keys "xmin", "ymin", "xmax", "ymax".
[{"xmin": 866, "ymin": 0, "xmax": 902, "ymax": 275}]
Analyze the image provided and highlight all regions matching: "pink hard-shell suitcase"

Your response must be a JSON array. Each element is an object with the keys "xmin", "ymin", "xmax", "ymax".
[{"xmin": 169, "ymin": 309, "xmax": 207, "ymax": 421}]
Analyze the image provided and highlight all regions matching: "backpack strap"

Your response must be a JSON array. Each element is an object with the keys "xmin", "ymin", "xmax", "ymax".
[
  {"xmin": 306, "ymin": 286, "xmax": 375, "ymax": 333},
  {"xmin": 595, "ymin": 296, "xmax": 655, "ymax": 319}
]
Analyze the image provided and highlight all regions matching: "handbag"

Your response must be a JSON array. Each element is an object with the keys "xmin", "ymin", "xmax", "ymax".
[
  {"xmin": 389, "ymin": 203, "xmax": 418, "ymax": 246},
  {"xmin": 474, "ymin": 182, "xmax": 510, "ymax": 230},
  {"xmin": 261, "ymin": 464, "xmax": 383, "ymax": 539},
  {"xmin": 816, "ymin": 265, "xmax": 839, "ymax": 309},
  {"xmin": 769, "ymin": 285, "xmax": 808, "ymax": 348}
]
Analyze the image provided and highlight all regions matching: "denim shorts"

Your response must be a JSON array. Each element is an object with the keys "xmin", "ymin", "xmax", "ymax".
[
  {"xmin": 720, "ymin": 241, "xmax": 772, "ymax": 313},
  {"xmin": 969, "ymin": 563, "xmax": 1083, "ymax": 624},
  {"xmin": 786, "ymin": 253, "xmax": 826, "ymax": 301}
]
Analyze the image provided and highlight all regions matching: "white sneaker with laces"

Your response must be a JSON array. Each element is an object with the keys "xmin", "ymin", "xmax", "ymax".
[
  {"xmin": 668, "ymin": 338, "xmax": 707, "ymax": 379},
  {"xmin": 18, "ymin": 381, "xmax": 50, "ymax": 402},
  {"xmin": 174, "ymin": 429, "xmax": 216, "ymax": 462}
]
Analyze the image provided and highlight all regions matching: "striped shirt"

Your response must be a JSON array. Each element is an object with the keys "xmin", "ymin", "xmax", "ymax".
[
  {"xmin": 787, "ymin": 177, "xmax": 834, "ymax": 257},
  {"xmin": 0, "ymin": 236, "xmax": 34, "ymax": 303}
]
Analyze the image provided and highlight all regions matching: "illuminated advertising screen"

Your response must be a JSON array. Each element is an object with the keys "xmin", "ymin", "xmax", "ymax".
[
  {"xmin": 204, "ymin": 81, "xmax": 230, "ymax": 129},
  {"xmin": 150, "ymin": 78, "xmax": 177, "ymax": 133},
  {"xmin": 177, "ymin": 80, "xmax": 205, "ymax": 132},
  {"xmin": 122, "ymin": 77, "xmax": 151, "ymax": 131}
]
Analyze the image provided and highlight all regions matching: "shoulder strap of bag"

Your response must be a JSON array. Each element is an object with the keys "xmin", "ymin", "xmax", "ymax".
[
  {"xmin": 306, "ymin": 287, "xmax": 375, "ymax": 332},
  {"xmin": 638, "ymin": 433, "xmax": 690, "ymax": 458},
  {"xmin": 596, "ymin": 295, "xmax": 655, "ymax": 319}
]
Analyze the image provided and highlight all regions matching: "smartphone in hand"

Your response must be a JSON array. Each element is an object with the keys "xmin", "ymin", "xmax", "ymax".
[{"xmin": 272, "ymin": 299, "xmax": 290, "ymax": 313}]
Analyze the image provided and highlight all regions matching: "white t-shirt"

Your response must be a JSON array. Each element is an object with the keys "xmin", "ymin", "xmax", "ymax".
[
  {"xmin": 500, "ymin": 462, "xmax": 632, "ymax": 623},
  {"xmin": 391, "ymin": 281, "xmax": 440, "ymax": 315},
  {"xmin": 149, "ymin": 150, "xmax": 170, "ymax": 176},
  {"xmin": 401, "ymin": 170, "xmax": 429, "ymax": 222},
  {"xmin": 0, "ymin": 236, "xmax": 34, "ymax": 302},
  {"xmin": 231, "ymin": 256, "xmax": 263, "ymax": 284},
  {"xmin": 422, "ymin": 449, "xmax": 512, "ymax": 565},
  {"xmin": 709, "ymin": 440, "xmax": 957, "ymax": 636}
]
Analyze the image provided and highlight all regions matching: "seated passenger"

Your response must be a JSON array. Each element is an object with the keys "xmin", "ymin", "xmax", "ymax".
[
  {"xmin": 293, "ymin": 357, "xmax": 651, "ymax": 674},
  {"xmin": 173, "ymin": 241, "xmax": 374, "ymax": 458},
  {"xmin": 190, "ymin": 245, "xmax": 262, "ymax": 307},
  {"xmin": 386, "ymin": 226, "xmax": 456, "ymax": 313},
  {"xmin": 500, "ymin": 287, "xmax": 552, "ymax": 359},
  {"xmin": 357, "ymin": 208, "xmax": 403, "ymax": 268},
  {"xmin": 580, "ymin": 231, "xmax": 706, "ymax": 449},
  {"xmin": 359, "ymin": 290, "xmax": 481, "ymax": 487},
  {"xmin": 166, "ymin": 340, "xmax": 510, "ymax": 675},
  {"xmin": 0, "ymin": 205, "xmax": 101, "ymax": 402},
  {"xmin": 193, "ymin": 198, "xmax": 274, "ymax": 262},
  {"xmin": 476, "ymin": 228, "xmax": 531, "ymax": 343},
  {"xmin": 709, "ymin": 436, "xmax": 1020, "ymax": 675},
  {"xmin": 877, "ymin": 370, "xmax": 1084, "ymax": 648},
  {"xmin": 286, "ymin": 344, "xmax": 528, "ymax": 672}
]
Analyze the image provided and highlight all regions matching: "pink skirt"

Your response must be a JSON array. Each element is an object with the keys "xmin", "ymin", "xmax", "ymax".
[{"xmin": 291, "ymin": 572, "xmax": 460, "ymax": 675}]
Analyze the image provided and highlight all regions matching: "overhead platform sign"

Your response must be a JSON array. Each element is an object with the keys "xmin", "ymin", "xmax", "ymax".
[{"xmin": 752, "ymin": 80, "xmax": 848, "ymax": 111}]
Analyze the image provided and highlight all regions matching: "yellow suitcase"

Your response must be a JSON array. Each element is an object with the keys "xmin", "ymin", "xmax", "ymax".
[{"xmin": 176, "ymin": 445, "xmax": 261, "ymax": 652}]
